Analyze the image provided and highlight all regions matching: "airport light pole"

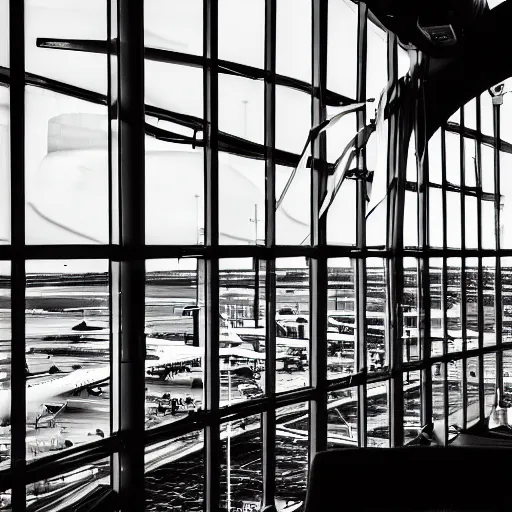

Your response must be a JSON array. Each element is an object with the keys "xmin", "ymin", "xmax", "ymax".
[
  {"xmin": 195, "ymin": 194, "xmax": 200, "ymax": 245},
  {"xmin": 250, "ymin": 204, "xmax": 262, "ymax": 328}
]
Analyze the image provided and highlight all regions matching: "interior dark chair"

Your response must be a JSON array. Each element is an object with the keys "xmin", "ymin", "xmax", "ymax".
[{"xmin": 304, "ymin": 446, "xmax": 512, "ymax": 511}]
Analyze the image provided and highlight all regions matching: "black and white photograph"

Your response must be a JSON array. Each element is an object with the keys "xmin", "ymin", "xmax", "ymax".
[{"xmin": 1, "ymin": 0, "xmax": 512, "ymax": 510}]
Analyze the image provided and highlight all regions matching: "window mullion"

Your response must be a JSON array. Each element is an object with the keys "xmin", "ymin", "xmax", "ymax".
[
  {"xmin": 476, "ymin": 96, "xmax": 485, "ymax": 421},
  {"xmin": 493, "ymin": 98, "xmax": 504, "ymax": 397},
  {"xmin": 111, "ymin": 1, "xmax": 146, "ymax": 510},
  {"xmin": 309, "ymin": 0, "xmax": 328, "ymax": 458},
  {"xmin": 355, "ymin": 1, "xmax": 368, "ymax": 448},
  {"xmin": 386, "ymin": 34, "xmax": 404, "ymax": 449},
  {"xmin": 262, "ymin": 0, "xmax": 276, "ymax": 508},
  {"xmin": 9, "ymin": 0, "xmax": 26, "ymax": 507},
  {"xmin": 203, "ymin": 1, "xmax": 220, "ymax": 510}
]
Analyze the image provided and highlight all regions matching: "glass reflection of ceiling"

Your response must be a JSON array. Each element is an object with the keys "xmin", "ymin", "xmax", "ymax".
[{"xmin": 0, "ymin": 0, "xmax": 418, "ymax": 247}]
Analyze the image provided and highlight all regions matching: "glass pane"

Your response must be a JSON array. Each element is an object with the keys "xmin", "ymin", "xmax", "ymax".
[
  {"xmin": 465, "ymin": 258, "xmax": 479, "ymax": 351},
  {"xmin": 219, "ymin": 0, "xmax": 263, "ymax": 68},
  {"xmin": 500, "ymin": 151, "xmax": 512, "ymax": 249},
  {"xmin": 429, "ymin": 187, "xmax": 443, "ymax": 248},
  {"xmin": 145, "ymin": 259, "xmax": 204, "ymax": 430},
  {"xmin": 447, "ymin": 258, "xmax": 462, "ymax": 353},
  {"xmin": 483, "ymin": 257, "xmax": 496, "ymax": 347},
  {"xmin": 430, "ymin": 258, "xmax": 444, "ymax": 357},
  {"xmin": 432, "ymin": 362, "xmax": 445, "ymax": 429},
  {"xmin": 465, "ymin": 196, "xmax": 478, "ymax": 249},
  {"xmin": 502, "ymin": 351, "xmax": 512, "ymax": 403},
  {"xmin": 219, "ymin": 75, "xmax": 264, "ymax": 145},
  {"xmin": 276, "ymin": 0, "xmax": 311, "ymax": 84},
  {"xmin": 219, "ymin": 156, "xmax": 265, "ymax": 246},
  {"xmin": 483, "ymin": 353, "xmax": 496, "ymax": 417},
  {"xmin": 26, "ymin": 458, "xmax": 110, "ymax": 511},
  {"xmin": 481, "ymin": 144, "xmax": 494, "ymax": 194},
  {"xmin": 448, "ymin": 359, "xmax": 463, "ymax": 428},
  {"xmin": 219, "ymin": 258, "xmax": 265, "ymax": 406},
  {"xmin": 402, "ymin": 259, "xmax": 419, "ymax": 364},
  {"xmin": 327, "ymin": 387, "xmax": 358, "ymax": 448},
  {"xmin": 25, "ymin": 87, "xmax": 109, "ymax": 244},
  {"xmin": 0, "ymin": 87, "xmax": 9, "ymax": 245},
  {"xmin": 25, "ymin": 0, "xmax": 107, "ymax": 94},
  {"xmin": 145, "ymin": 430, "xmax": 204, "ymax": 509},
  {"xmin": 366, "ymin": 381, "xmax": 389, "ymax": 447},
  {"xmin": 502, "ymin": 257, "xmax": 512, "ymax": 344},
  {"xmin": 404, "ymin": 370, "xmax": 421, "ymax": 445},
  {"xmin": 146, "ymin": 144, "xmax": 205, "ymax": 245},
  {"xmin": 327, "ymin": 259, "xmax": 355, "ymax": 379},
  {"xmin": 145, "ymin": 0, "xmax": 202, "ymax": 55},
  {"xmin": 220, "ymin": 415, "xmax": 262, "ymax": 512},
  {"xmin": 366, "ymin": 258, "xmax": 387, "ymax": 372},
  {"xmin": 275, "ymin": 86, "xmax": 310, "ymax": 155},
  {"xmin": 366, "ymin": 21, "xmax": 387, "ymax": 105},
  {"xmin": 464, "ymin": 99, "xmax": 477, "ymax": 132},
  {"xmin": 464, "ymin": 137, "xmax": 477, "ymax": 188},
  {"xmin": 326, "ymin": 178, "xmax": 357, "ymax": 246},
  {"xmin": 276, "ymin": 258, "xmax": 309, "ymax": 393},
  {"xmin": 481, "ymin": 199, "xmax": 496, "ymax": 250},
  {"xmin": 25, "ymin": 260, "xmax": 110, "ymax": 463},
  {"xmin": 0, "ymin": 0, "xmax": 7, "ymax": 68},
  {"xmin": 403, "ymin": 191, "xmax": 418, "ymax": 248},
  {"xmin": 0, "ymin": 262, "xmax": 10, "ymax": 471},
  {"xmin": 275, "ymin": 89, "xmax": 311, "ymax": 246},
  {"xmin": 275, "ymin": 402, "xmax": 309, "ymax": 511},
  {"xmin": 366, "ymin": 195, "xmax": 387, "ymax": 249},
  {"xmin": 327, "ymin": 0, "xmax": 357, "ymax": 98},
  {"xmin": 445, "ymin": 132, "xmax": 460, "ymax": 186},
  {"xmin": 429, "ymin": 129, "xmax": 442, "ymax": 184},
  {"xmin": 466, "ymin": 357, "xmax": 480, "ymax": 427},
  {"xmin": 446, "ymin": 192, "xmax": 461, "ymax": 249}
]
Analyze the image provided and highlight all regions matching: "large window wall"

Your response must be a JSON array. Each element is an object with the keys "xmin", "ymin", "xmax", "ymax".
[{"xmin": 0, "ymin": 1, "xmax": 511, "ymax": 511}]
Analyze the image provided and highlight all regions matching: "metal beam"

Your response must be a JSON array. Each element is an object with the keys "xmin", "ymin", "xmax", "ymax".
[
  {"xmin": 9, "ymin": 0, "xmax": 26, "ymax": 508},
  {"xmin": 111, "ymin": 1, "xmax": 146, "ymax": 510},
  {"xmin": 355, "ymin": 1, "xmax": 368, "ymax": 449},
  {"xmin": 262, "ymin": 0, "xmax": 277, "ymax": 507},
  {"xmin": 203, "ymin": 1, "xmax": 221, "ymax": 510},
  {"xmin": 309, "ymin": 0, "xmax": 328, "ymax": 458}
]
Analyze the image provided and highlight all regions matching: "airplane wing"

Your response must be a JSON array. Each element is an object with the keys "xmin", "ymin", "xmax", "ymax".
[
  {"xmin": 219, "ymin": 347, "xmax": 266, "ymax": 360},
  {"xmin": 145, "ymin": 345, "xmax": 203, "ymax": 368},
  {"xmin": 27, "ymin": 366, "xmax": 110, "ymax": 405}
]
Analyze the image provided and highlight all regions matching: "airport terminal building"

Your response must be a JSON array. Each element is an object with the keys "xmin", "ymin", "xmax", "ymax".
[{"xmin": 0, "ymin": 0, "xmax": 512, "ymax": 511}]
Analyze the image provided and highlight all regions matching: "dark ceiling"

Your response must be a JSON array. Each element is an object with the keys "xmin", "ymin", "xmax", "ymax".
[{"xmin": 365, "ymin": 0, "xmax": 512, "ymax": 138}]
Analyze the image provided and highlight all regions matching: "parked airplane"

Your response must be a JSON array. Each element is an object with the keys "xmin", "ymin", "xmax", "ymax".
[{"xmin": 0, "ymin": 366, "xmax": 109, "ymax": 426}]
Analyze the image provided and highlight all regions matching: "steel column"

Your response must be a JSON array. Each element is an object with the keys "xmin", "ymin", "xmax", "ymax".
[
  {"xmin": 111, "ymin": 1, "xmax": 146, "ymax": 510},
  {"xmin": 262, "ymin": 0, "xmax": 277, "ymax": 507},
  {"xmin": 203, "ymin": 1, "xmax": 221, "ymax": 510},
  {"xmin": 9, "ymin": 0, "xmax": 26, "ymax": 509}
]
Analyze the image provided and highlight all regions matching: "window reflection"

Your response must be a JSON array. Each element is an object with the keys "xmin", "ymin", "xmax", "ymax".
[
  {"xmin": 327, "ymin": 388, "xmax": 358, "ymax": 448},
  {"xmin": 275, "ymin": 402, "xmax": 309, "ymax": 511},
  {"xmin": 404, "ymin": 371, "xmax": 421, "ymax": 445},
  {"xmin": 25, "ymin": 88, "xmax": 109, "ymax": 245},
  {"xmin": 220, "ymin": 415, "xmax": 262, "ymax": 512},
  {"xmin": 26, "ymin": 458, "xmax": 110, "ymax": 511},
  {"xmin": 366, "ymin": 381, "xmax": 389, "ymax": 447},
  {"xmin": 145, "ymin": 431, "xmax": 204, "ymax": 510}
]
